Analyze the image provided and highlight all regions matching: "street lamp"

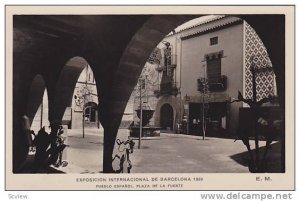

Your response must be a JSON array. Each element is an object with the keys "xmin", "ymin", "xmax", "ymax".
[
  {"xmin": 200, "ymin": 64, "xmax": 209, "ymax": 140},
  {"xmin": 138, "ymin": 74, "xmax": 151, "ymax": 148}
]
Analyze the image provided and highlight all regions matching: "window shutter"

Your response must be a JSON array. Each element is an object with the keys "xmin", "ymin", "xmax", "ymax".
[{"xmin": 207, "ymin": 58, "xmax": 221, "ymax": 83}]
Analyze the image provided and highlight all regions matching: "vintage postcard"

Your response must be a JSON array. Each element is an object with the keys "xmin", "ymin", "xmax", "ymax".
[{"xmin": 5, "ymin": 5, "xmax": 295, "ymax": 190}]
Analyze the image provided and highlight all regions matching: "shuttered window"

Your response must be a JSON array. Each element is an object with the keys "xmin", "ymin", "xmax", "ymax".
[{"xmin": 207, "ymin": 57, "xmax": 221, "ymax": 83}]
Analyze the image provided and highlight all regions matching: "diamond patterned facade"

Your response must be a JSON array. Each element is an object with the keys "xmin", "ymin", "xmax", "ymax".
[{"xmin": 244, "ymin": 22, "xmax": 275, "ymax": 101}]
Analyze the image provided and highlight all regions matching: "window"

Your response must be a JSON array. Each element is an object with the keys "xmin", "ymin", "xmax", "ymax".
[
  {"xmin": 210, "ymin": 37, "xmax": 218, "ymax": 46},
  {"xmin": 207, "ymin": 57, "xmax": 221, "ymax": 83}
]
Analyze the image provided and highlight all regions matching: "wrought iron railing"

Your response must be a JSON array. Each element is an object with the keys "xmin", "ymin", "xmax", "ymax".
[
  {"xmin": 197, "ymin": 75, "xmax": 227, "ymax": 92},
  {"xmin": 153, "ymin": 81, "xmax": 179, "ymax": 96},
  {"xmin": 155, "ymin": 54, "xmax": 177, "ymax": 72}
]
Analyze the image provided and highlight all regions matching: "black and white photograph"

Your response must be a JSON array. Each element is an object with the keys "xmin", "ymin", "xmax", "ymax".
[{"xmin": 5, "ymin": 5, "xmax": 295, "ymax": 190}]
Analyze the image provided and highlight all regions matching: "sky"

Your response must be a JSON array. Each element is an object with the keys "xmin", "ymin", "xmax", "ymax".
[{"xmin": 173, "ymin": 15, "xmax": 222, "ymax": 34}]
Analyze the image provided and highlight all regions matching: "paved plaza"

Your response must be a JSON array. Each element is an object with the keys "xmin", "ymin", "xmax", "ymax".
[{"xmin": 56, "ymin": 129, "xmax": 281, "ymax": 173}]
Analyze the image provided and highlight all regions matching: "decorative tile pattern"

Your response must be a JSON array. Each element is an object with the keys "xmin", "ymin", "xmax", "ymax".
[{"xmin": 244, "ymin": 22, "xmax": 275, "ymax": 101}]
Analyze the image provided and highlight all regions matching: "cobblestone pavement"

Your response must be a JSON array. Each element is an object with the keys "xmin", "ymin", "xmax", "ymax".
[{"xmin": 57, "ymin": 129, "xmax": 281, "ymax": 173}]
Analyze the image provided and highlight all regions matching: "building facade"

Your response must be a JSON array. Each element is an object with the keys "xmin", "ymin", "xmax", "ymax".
[
  {"xmin": 132, "ymin": 16, "xmax": 277, "ymax": 136},
  {"xmin": 31, "ymin": 65, "xmax": 100, "ymax": 131},
  {"xmin": 71, "ymin": 65, "xmax": 99, "ymax": 129}
]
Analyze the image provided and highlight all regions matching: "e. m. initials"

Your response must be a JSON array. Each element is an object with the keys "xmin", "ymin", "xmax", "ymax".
[{"xmin": 256, "ymin": 176, "xmax": 272, "ymax": 182}]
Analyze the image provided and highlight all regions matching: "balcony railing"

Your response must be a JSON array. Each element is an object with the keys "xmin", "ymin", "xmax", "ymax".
[
  {"xmin": 197, "ymin": 75, "xmax": 227, "ymax": 92},
  {"xmin": 153, "ymin": 81, "xmax": 179, "ymax": 96},
  {"xmin": 155, "ymin": 54, "xmax": 177, "ymax": 72}
]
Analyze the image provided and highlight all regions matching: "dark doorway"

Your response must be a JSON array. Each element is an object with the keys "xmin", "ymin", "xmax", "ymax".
[
  {"xmin": 206, "ymin": 102, "xmax": 226, "ymax": 122},
  {"xmin": 189, "ymin": 103, "xmax": 202, "ymax": 135},
  {"xmin": 160, "ymin": 103, "xmax": 174, "ymax": 130},
  {"xmin": 189, "ymin": 102, "xmax": 227, "ymax": 136},
  {"xmin": 84, "ymin": 102, "xmax": 98, "ymax": 127},
  {"xmin": 206, "ymin": 102, "xmax": 227, "ymax": 136}
]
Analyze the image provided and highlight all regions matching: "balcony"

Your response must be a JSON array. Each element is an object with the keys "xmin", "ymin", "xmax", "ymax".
[
  {"xmin": 155, "ymin": 54, "xmax": 177, "ymax": 72},
  {"xmin": 197, "ymin": 75, "xmax": 227, "ymax": 92},
  {"xmin": 155, "ymin": 66, "xmax": 166, "ymax": 72},
  {"xmin": 153, "ymin": 82, "xmax": 179, "ymax": 96}
]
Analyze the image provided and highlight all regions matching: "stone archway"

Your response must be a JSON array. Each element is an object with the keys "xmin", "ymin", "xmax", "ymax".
[
  {"xmin": 49, "ymin": 56, "xmax": 90, "ymax": 124},
  {"xmin": 100, "ymin": 15, "xmax": 285, "ymax": 172},
  {"xmin": 14, "ymin": 74, "xmax": 47, "ymax": 172},
  {"xmin": 12, "ymin": 14, "xmax": 286, "ymax": 173},
  {"xmin": 154, "ymin": 96, "xmax": 181, "ymax": 130}
]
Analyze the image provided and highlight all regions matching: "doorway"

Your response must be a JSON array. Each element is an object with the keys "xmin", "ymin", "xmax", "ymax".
[
  {"xmin": 84, "ymin": 102, "xmax": 98, "ymax": 128},
  {"xmin": 160, "ymin": 103, "xmax": 174, "ymax": 131}
]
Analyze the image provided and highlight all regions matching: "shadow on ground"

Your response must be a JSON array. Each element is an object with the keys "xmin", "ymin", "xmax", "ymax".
[{"xmin": 229, "ymin": 141, "xmax": 282, "ymax": 173}]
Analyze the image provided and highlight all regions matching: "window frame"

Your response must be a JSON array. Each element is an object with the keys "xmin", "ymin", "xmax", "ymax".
[{"xmin": 210, "ymin": 36, "xmax": 219, "ymax": 46}]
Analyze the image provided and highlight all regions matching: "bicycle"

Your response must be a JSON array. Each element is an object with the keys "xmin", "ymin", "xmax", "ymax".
[
  {"xmin": 52, "ymin": 126, "xmax": 69, "ymax": 168},
  {"xmin": 112, "ymin": 138, "xmax": 135, "ymax": 173}
]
